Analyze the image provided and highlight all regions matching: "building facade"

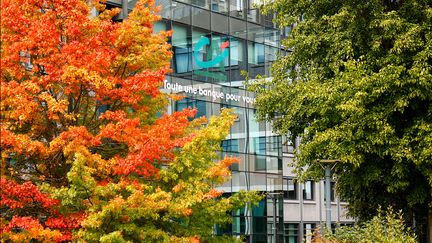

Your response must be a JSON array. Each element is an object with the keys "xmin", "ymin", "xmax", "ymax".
[{"xmin": 107, "ymin": 0, "xmax": 354, "ymax": 242}]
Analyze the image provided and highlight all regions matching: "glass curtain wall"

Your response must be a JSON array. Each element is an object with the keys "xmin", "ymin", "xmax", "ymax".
[{"xmin": 156, "ymin": 0, "xmax": 282, "ymax": 241}]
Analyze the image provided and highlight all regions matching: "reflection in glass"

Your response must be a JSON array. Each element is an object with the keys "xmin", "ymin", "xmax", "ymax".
[
  {"xmin": 172, "ymin": 24, "xmax": 192, "ymax": 73},
  {"xmin": 211, "ymin": 0, "xmax": 228, "ymax": 13},
  {"xmin": 172, "ymin": 1, "xmax": 191, "ymax": 24},
  {"xmin": 284, "ymin": 223, "xmax": 299, "ymax": 243},
  {"xmin": 192, "ymin": 7, "xmax": 210, "ymax": 30}
]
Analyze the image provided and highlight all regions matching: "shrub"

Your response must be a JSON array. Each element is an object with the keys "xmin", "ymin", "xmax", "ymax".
[{"xmin": 314, "ymin": 207, "xmax": 416, "ymax": 243}]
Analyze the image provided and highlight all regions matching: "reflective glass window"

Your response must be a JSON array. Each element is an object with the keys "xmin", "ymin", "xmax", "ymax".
[
  {"xmin": 172, "ymin": 1, "xmax": 191, "ymax": 24},
  {"xmin": 232, "ymin": 216, "xmax": 246, "ymax": 234},
  {"xmin": 221, "ymin": 139, "xmax": 239, "ymax": 152},
  {"xmin": 254, "ymin": 155, "xmax": 266, "ymax": 171},
  {"xmin": 153, "ymin": 21, "xmax": 166, "ymax": 33},
  {"xmin": 192, "ymin": 7, "xmax": 210, "ymax": 30},
  {"xmin": 252, "ymin": 137, "xmax": 266, "ymax": 155},
  {"xmin": 248, "ymin": 42, "xmax": 265, "ymax": 64},
  {"xmin": 229, "ymin": 0, "xmax": 244, "ymax": 18},
  {"xmin": 211, "ymin": 0, "xmax": 228, "ymax": 13},
  {"xmin": 175, "ymin": 98, "xmax": 206, "ymax": 118},
  {"xmin": 250, "ymin": 172, "xmax": 266, "ymax": 191},
  {"xmin": 155, "ymin": 0, "xmax": 171, "ymax": 18},
  {"xmin": 172, "ymin": 24, "xmax": 192, "ymax": 73},
  {"xmin": 191, "ymin": 0, "xmax": 210, "ymax": 9},
  {"xmin": 228, "ymin": 38, "xmax": 246, "ymax": 82},
  {"xmin": 252, "ymin": 200, "xmax": 266, "ymax": 216},
  {"xmin": 253, "ymin": 217, "xmax": 267, "ymax": 234}
]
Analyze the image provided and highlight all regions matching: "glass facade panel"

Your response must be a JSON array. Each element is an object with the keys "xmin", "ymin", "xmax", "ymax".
[
  {"xmin": 247, "ymin": 22, "xmax": 264, "ymax": 43},
  {"xmin": 153, "ymin": 21, "xmax": 167, "ymax": 33},
  {"xmin": 155, "ymin": 0, "xmax": 171, "ymax": 19},
  {"xmin": 252, "ymin": 200, "xmax": 266, "ymax": 216},
  {"xmin": 211, "ymin": 12, "xmax": 228, "ymax": 34},
  {"xmin": 172, "ymin": 1, "xmax": 191, "ymax": 24},
  {"xmin": 250, "ymin": 172, "xmax": 266, "ymax": 191},
  {"xmin": 155, "ymin": 0, "xmax": 288, "ymax": 239},
  {"xmin": 172, "ymin": 24, "xmax": 192, "ymax": 74},
  {"xmin": 253, "ymin": 217, "xmax": 267, "ymax": 234},
  {"xmin": 230, "ymin": 17, "xmax": 247, "ymax": 39},
  {"xmin": 192, "ymin": 7, "xmax": 210, "ymax": 30},
  {"xmin": 211, "ymin": 0, "xmax": 228, "ymax": 14},
  {"xmin": 231, "ymin": 171, "xmax": 248, "ymax": 192},
  {"xmin": 254, "ymin": 155, "xmax": 266, "ymax": 171},
  {"xmin": 229, "ymin": 0, "xmax": 244, "ymax": 18},
  {"xmin": 229, "ymin": 38, "xmax": 246, "ymax": 82}
]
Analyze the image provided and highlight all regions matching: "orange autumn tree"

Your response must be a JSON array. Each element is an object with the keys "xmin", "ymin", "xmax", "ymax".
[{"xmin": 0, "ymin": 0, "xmax": 261, "ymax": 242}]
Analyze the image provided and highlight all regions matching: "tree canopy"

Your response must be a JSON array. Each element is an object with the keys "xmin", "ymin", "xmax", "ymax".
[
  {"xmin": 250, "ymin": 0, "xmax": 432, "ymax": 238},
  {"xmin": 0, "ymin": 0, "xmax": 260, "ymax": 241}
]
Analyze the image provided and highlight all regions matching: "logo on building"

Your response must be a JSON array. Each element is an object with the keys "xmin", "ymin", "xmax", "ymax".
[{"xmin": 193, "ymin": 36, "xmax": 229, "ymax": 81}]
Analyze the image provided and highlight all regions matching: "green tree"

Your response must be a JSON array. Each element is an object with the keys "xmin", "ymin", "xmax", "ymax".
[{"xmin": 249, "ymin": 0, "xmax": 432, "ymax": 240}]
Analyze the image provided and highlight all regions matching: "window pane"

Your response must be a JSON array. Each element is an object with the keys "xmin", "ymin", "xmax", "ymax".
[
  {"xmin": 284, "ymin": 179, "xmax": 297, "ymax": 200},
  {"xmin": 172, "ymin": 24, "xmax": 192, "ymax": 73},
  {"xmin": 253, "ymin": 217, "xmax": 267, "ymax": 234},
  {"xmin": 172, "ymin": 1, "xmax": 191, "ymax": 25},
  {"xmin": 303, "ymin": 181, "xmax": 314, "ymax": 200},
  {"xmin": 252, "ymin": 156, "xmax": 265, "ymax": 172},
  {"xmin": 303, "ymin": 223, "xmax": 316, "ymax": 242},
  {"xmin": 155, "ymin": 0, "xmax": 171, "ymax": 18},
  {"xmin": 211, "ymin": 0, "xmax": 228, "ymax": 14},
  {"xmin": 284, "ymin": 223, "xmax": 299, "ymax": 243},
  {"xmin": 252, "ymin": 200, "xmax": 266, "ymax": 217},
  {"xmin": 192, "ymin": 7, "xmax": 210, "ymax": 30},
  {"xmin": 229, "ymin": 0, "xmax": 244, "ymax": 18}
]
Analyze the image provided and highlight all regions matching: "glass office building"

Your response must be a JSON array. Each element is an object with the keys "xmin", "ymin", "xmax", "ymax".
[
  {"xmin": 158, "ymin": 0, "xmax": 285, "ymax": 241},
  {"xmin": 107, "ymin": 1, "xmax": 354, "ymax": 242},
  {"xmin": 160, "ymin": 1, "xmax": 284, "ymax": 242}
]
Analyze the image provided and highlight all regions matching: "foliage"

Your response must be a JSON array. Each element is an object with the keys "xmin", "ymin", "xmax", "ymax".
[
  {"xmin": 249, "ymin": 0, "xmax": 432, "ymax": 233},
  {"xmin": 317, "ymin": 208, "xmax": 416, "ymax": 243},
  {"xmin": 0, "ymin": 0, "xmax": 260, "ymax": 241}
]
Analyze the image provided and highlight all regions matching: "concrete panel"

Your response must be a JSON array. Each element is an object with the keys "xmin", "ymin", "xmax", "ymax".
[{"xmin": 283, "ymin": 202, "xmax": 301, "ymax": 221}]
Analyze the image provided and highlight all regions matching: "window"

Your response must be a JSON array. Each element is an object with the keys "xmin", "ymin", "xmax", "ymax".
[
  {"xmin": 303, "ymin": 180, "xmax": 314, "ymax": 200},
  {"xmin": 283, "ymin": 178, "xmax": 297, "ymax": 200},
  {"xmin": 247, "ymin": 42, "xmax": 265, "ymax": 64},
  {"xmin": 221, "ymin": 139, "xmax": 239, "ymax": 152},
  {"xmin": 172, "ymin": 24, "xmax": 192, "ymax": 73},
  {"xmin": 303, "ymin": 223, "xmax": 316, "ymax": 243},
  {"xmin": 268, "ymin": 136, "xmax": 282, "ymax": 156},
  {"xmin": 284, "ymin": 223, "xmax": 298, "ymax": 243},
  {"xmin": 253, "ymin": 137, "xmax": 266, "ymax": 155},
  {"xmin": 174, "ymin": 46, "xmax": 193, "ymax": 73},
  {"xmin": 175, "ymin": 98, "xmax": 206, "ymax": 118},
  {"xmin": 254, "ymin": 155, "xmax": 266, "ymax": 171}
]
